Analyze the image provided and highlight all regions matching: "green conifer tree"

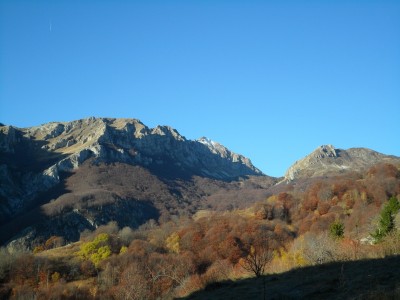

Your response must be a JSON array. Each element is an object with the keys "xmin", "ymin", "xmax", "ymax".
[{"xmin": 372, "ymin": 196, "xmax": 400, "ymax": 242}]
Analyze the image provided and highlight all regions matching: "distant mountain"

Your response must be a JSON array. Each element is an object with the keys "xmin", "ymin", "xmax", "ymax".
[
  {"xmin": 284, "ymin": 144, "xmax": 400, "ymax": 181},
  {"xmin": 0, "ymin": 118, "xmax": 273, "ymax": 249}
]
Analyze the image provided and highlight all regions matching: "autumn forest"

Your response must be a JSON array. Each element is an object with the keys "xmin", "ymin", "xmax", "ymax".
[{"xmin": 0, "ymin": 162, "xmax": 400, "ymax": 299}]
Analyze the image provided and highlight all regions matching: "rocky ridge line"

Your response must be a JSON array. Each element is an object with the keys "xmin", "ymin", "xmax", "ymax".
[
  {"xmin": 0, "ymin": 117, "xmax": 263, "ymax": 221},
  {"xmin": 284, "ymin": 144, "xmax": 399, "ymax": 181}
]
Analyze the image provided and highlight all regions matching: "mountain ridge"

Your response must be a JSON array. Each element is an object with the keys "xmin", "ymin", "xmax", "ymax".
[
  {"xmin": 0, "ymin": 117, "xmax": 263, "ymax": 208},
  {"xmin": 284, "ymin": 144, "xmax": 399, "ymax": 181},
  {"xmin": 0, "ymin": 117, "xmax": 272, "ymax": 249},
  {"xmin": 1, "ymin": 117, "xmax": 400, "ymax": 250},
  {"xmin": 3, "ymin": 117, "xmax": 262, "ymax": 177}
]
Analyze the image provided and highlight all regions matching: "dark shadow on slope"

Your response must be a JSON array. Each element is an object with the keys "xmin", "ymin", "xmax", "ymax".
[
  {"xmin": 179, "ymin": 256, "xmax": 400, "ymax": 300},
  {"xmin": 33, "ymin": 196, "xmax": 160, "ymax": 243},
  {"xmin": 0, "ymin": 127, "xmax": 68, "ymax": 172},
  {"xmin": 0, "ymin": 171, "xmax": 72, "ymax": 244},
  {"xmin": 1, "ymin": 162, "xmax": 162, "ymax": 247},
  {"xmin": 0, "ymin": 127, "xmax": 70, "ymax": 227},
  {"xmin": 146, "ymin": 158, "xmax": 197, "ymax": 181}
]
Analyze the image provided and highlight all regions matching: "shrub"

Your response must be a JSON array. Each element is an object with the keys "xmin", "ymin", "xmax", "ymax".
[
  {"xmin": 166, "ymin": 232, "xmax": 180, "ymax": 253},
  {"xmin": 330, "ymin": 220, "xmax": 345, "ymax": 239},
  {"xmin": 119, "ymin": 246, "xmax": 128, "ymax": 254},
  {"xmin": 51, "ymin": 272, "xmax": 61, "ymax": 283},
  {"xmin": 302, "ymin": 232, "xmax": 338, "ymax": 265},
  {"xmin": 77, "ymin": 233, "xmax": 112, "ymax": 267}
]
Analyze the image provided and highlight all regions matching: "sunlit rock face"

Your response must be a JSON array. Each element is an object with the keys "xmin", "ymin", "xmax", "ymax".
[
  {"xmin": 284, "ymin": 144, "xmax": 398, "ymax": 181},
  {"xmin": 29, "ymin": 117, "xmax": 262, "ymax": 180},
  {"xmin": 0, "ymin": 117, "xmax": 263, "ymax": 222}
]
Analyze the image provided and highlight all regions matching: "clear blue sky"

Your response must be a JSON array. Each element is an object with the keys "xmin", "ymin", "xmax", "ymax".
[{"xmin": 1, "ymin": 1, "xmax": 399, "ymax": 177}]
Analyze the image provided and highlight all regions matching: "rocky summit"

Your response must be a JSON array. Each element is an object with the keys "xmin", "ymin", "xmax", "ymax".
[
  {"xmin": 0, "ymin": 117, "xmax": 270, "ymax": 250},
  {"xmin": 10, "ymin": 117, "xmax": 261, "ymax": 178},
  {"xmin": 284, "ymin": 144, "xmax": 400, "ymax": 181},
  {"xmin": 0, "ymin": 117, "xmax": 262, "ymax": 215}
]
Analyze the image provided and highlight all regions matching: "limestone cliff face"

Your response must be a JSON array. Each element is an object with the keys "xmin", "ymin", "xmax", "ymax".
[
  {"xmin": 284, "ymin": 145, "xmax": 399, "ymax": 181},
  {"xmin": 27, "ymin": 117, "xmax": 262, "ymax": 180},
  {"xmin": 0, "ymin": 118, "xmax": 263, "ymax": 223}
]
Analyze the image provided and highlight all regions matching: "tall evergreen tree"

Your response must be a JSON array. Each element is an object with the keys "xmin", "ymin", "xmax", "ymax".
[{"xmin": 372, "ymin": 196, "xmax": 400, "ymax": 242}]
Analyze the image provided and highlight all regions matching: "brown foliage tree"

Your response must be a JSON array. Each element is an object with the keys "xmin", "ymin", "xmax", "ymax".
[{"xmin": 240, "ymin": 238, "xmax": 272, "ymax": 277}]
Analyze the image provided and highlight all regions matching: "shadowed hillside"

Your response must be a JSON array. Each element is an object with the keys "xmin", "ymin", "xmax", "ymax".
[
  {"xmin": 0, "ymin": 159, "xmax": 276, "ymax": 248},
  {"xmin": 180, "ymin": 256, "xmax": 400, "ymax": 300}
]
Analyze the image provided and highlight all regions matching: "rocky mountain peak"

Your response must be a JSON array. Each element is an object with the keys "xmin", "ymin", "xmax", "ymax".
[
  {"xmin": 197, "ymin": 137, "xmax": 227, "ymax": 155},
  {"xmin": 284, "ymin": 145, "xmax": 399, "ymax": 181},
  {"xmin": 315, "ymin": 144, "xmax": 338, "ymax": 159},
  {"xmin": 0, "ymin": 118, "xmax": 264, "ymax": 222},
  {"xmin": 0, "ymin": 117, "xmax": 267, "ymax": 243},
  {"xmin": 24, "ymin": 118, "xmax": 262, "ymax": 180},
  {"xmin": 0, "ymin": 118, "xmax": 272, "ymax": 249},
  {"xmin": 151, "ymin": 125, "xmax": 186, "ymax": 141}
]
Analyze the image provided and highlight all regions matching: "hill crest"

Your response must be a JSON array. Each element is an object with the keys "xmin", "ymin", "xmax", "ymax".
[{"xmin": 284, "ymin": 144, "xmax": 399, "ymax": 181}]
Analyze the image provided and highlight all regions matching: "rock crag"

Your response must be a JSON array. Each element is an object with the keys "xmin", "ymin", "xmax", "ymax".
[{"xmin": 284, "ymin": 144, "xmax": 399, "ymax": 181}]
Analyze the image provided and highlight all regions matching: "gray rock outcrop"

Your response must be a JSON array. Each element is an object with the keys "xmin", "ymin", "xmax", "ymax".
[{"xmin": 284, "ymin": 144, "xmax": 399, "ymax": 181}]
